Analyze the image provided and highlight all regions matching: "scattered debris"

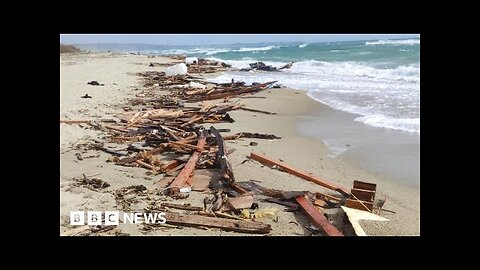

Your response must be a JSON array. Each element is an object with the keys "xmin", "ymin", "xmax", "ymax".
[
  {"xmin": 296, "ymin": 195, "xmax": 344, "ymax": 236},
  {"xmin": 165, "ymin": 212, "xmax": 271, "ymax": 234},
  {"xmin": 73, "ymin": 174, "xmax": 110, "ymax": 191}
]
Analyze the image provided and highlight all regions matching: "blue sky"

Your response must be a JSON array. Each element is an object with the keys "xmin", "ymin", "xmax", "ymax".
[{"xmin": 60, "ymin": 34, "xmax": 419, "ymax": 45}]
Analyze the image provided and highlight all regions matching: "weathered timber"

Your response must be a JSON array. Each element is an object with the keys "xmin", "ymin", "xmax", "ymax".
[
  {"xmin": 239, "ymin": 107, "xmax": 277, "ymax": 115},
  {"xmin": 210, "ymin": 126, "xmax": 235, "ymax": 183},
  {"xmin": 249, "ymin": 152, "xmax": 350, "ymax": 196},
  {"xmin": 164, "ymin": 212, "xmax": 271, "ymax": 234},
  {"xmin": 295, "ymin": 195, "xmax": 344, "ymax": 236},
  {"xmin": 169, "ymin": 130, "xmax": 207, "ymax": 194},
  {"xmin": 160, "ymin": 203, "xmax": 203, "ymax": 211}
]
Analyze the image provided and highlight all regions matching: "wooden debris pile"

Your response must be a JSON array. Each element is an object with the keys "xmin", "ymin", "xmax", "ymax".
[{"xmin": 61, "ymin": 61, "xmax": 392, "ymax": 236}]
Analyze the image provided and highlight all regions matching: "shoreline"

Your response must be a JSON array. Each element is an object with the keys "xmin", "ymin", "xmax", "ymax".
[{"xmin": 60, "ymin": 52, "xmax": 419, "ymax": 236}]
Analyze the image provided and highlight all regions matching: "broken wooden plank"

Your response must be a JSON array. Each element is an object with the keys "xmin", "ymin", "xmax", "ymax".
[
  {"xmin": 315, "ymin": 192, "xmax": 342, "ymax": 202},
  {"xmin": 185, "ymin": 175, "xmax": 211, "ymax": 191},
  {"xmin": 168, "ymin": 130, "xmax": 207, "ymax": 194},
  {"xmin": 295, "ymin": 195, "xmax": 344, "ymax": 236},
  {"xmin": 135, "ymin": 160, "xmax": 157, "ymax": 171},
  {"xmin": 180, "ymin": 116, "xmax": 204, "ymax": 128},
  {"xmin": 250, "ymin": 152, "xmax": 350, "ymax": 196},
  {"xmin": 164, "ymin": 212, "xmax": 271, "ymax": 234},
  {"xmin": 161, "ymin": 160, "xmax": 180, "ymax": 171},
  {"xmin": 264, "ymin": 197, "xmax": 299, "ymax": 211},
  {"xmin": 345, "ymin": 198, "xmax": 374, "ymax": 212},
  {"xmin": 210, "ymin": 126, "xmax": 235, "ymax": 183},
  {"xmin": 103, "ymin": 124, "xmax": 130, "ymax": 133},
  {"xmin": 170, "ymin": 141, "xmax": 204, "ymax": 152},
  {"xmin": 353, "ymin": 180, "xmax": 377, "ymax": 191},
  {"xmin": 351, "ymin": 188, "xmax": 375, "ymax": 202},
  {"xmin": 219, "ymin": 195, "xmax": 254, "ymax": 212},
  {"xmin": 239, "ymin": 107, "xmax": 277, "ymax": 115},
  {"xmin": 60, "ymin": 120, "xmax": 92, "ymax": 124},
  {"xmin": 161, "ymin": 203, "xmax": 203, "ymax": 211}
]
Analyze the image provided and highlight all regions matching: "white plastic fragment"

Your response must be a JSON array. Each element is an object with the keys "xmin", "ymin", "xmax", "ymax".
[
  {"xmin": 165, "ymin": 63, "xmax": 188, "ymax": 76},
  {"xmin": 185, "ymin": 57, "xmax": 198, "ymax": 64}
]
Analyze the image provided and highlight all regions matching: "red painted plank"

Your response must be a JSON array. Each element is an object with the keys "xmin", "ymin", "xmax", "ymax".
[
  {"xmin": 169, "ymin": 132, "xmax": 206, "ymax": 194},
  {"xmin": 295, "ymin": 195, "xmax": 344, "ymax": 236}
]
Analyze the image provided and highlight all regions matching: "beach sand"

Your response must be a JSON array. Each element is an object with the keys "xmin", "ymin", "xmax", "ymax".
[{"xmin": 60, "ymin": 52, "xmax": 420, "ymax": 236}]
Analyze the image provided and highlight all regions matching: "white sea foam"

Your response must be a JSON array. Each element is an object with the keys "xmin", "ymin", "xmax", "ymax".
[
  {"xmin": 365, "ymin": 39, "xmax": 420, "ymax": 46},
  {"xmin": 234, "ymin": 46, "xmax": 277, "ymax": 52},
  {"xmin": 354, "ymin": 115, "xmax": 420, "ymax": 133},
  {"xmin": 208, "ymin": 58, "xmax": 420, "ymax": 133},
  {"xmin": 299, "ymin": 44, "xmax": 308, "ymax": 48}
]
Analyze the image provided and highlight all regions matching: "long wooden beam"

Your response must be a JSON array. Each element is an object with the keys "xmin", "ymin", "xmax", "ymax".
[
  {"xmin": 295, "ymin": 196, "xmax": 344, "ymax": 236},
  {"xmin": 168, "ymin": 131, "xmax": 206, "ymax": 194},
  {"xmin": 165, "ymin": 212, "xmax": 271, "ymax": 234},
  {"xmin": 250, "ymin": 152, "xmax": 350, "ymax": 196}
]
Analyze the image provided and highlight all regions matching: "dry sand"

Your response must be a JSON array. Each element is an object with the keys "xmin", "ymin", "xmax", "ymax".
[{"xmin": 60, "ymin": 52, "xmax": 420, "ymax": 236}]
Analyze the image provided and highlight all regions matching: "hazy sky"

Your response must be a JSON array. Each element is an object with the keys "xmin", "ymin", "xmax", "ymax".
[{"xmin": 60, "ymin": 34, "xmax": 419, "ymax": 45}]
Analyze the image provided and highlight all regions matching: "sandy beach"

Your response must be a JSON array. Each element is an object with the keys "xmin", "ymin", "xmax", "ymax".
[{"xmin": 60, "ymin": 52, "xmax": 420, "ymax": 236}]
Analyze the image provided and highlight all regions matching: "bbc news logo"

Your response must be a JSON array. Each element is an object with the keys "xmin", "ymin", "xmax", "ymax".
[{"xmin": 70, "ymin": 211, "xmax": 166, "ymax": 225}]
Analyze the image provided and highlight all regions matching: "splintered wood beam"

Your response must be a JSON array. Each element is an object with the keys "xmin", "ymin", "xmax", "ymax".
[
  {"xmin": 295, "ymin": 195, "xmax": 344, "ymax": 236},
  {"xmin": 250, "ymin": 152, "xmax": 350, "ymax": 196},
  {"xmin": 180, "ymin": 116, "xmax": 204, "ymax": 128},
  {"xmin": 210, "ymin": 126, "xmax": 235, "ymax": 183},
  {"xmin": 239, "ymin": 107, "xmax": 277, "ymax": 115},
  {"xmin": 60, "ymin": 120, "xmax": 92, "ymax": 124},
  {"xmin": 164, "ymin": 212, "xmax": 271, "ymax": 234},
  {"xmin": 168, "ymin": 131, "xmax": 207, "ymax": 194}
]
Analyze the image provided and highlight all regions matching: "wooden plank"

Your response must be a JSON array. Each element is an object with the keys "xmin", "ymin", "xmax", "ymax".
[
  {"xmin": 315, "ymin": 192, "xmax": 342, "ymax": 202},
  {"xmin": 168, "ymin": 131, "xmax": 207, "ymax": 194},
  {"xmin": 264, "ymin": 197, "xmax": 299, "ymax": 211},
  {"xmin": 161, "ymin": 160, "xmax": 180, "ymax": 171},
  {"xmin": 135, "ymin": 160, "xmax": 157, "ymax": 171},
  {"xmin": 351, "ymin": 188, "xmax": 375, "ymax": 202},
  {"xmin": 60, "ymin": 120, "xmax": 92, "ymax": 124},
  {"xmin": 219, "ymin": 195, "xmax": 254, "ymax": 212},
  {"xmin": 239, "ymin": 107, "xmax": 277, "ymax": 115},
  {"xmin": 164, "ymin": 212, "xmax": 271, "ymax": 234},
  {"xmin": 210, "ymin": 126, "xmax": 235, "ymax": 183},
  {"xmin": 103, "ymin": 124, "xmax": 130, "ymax": 133},
  {"xmin": 180, "ymin": 116, "xmax": 204, "ymax": 128},
  {"xmin": 185, "ymin": 175, "xmax": 211, "ymax": 191},
  {"xmin": 353, "ymin": 180, "xmax": 376, "ymax": 192},
  {"xmin": 250, "ymin": 152, "xmax": 350, "ymax": 196},
  {"xmin": 345, "ymin": 199, "xmax": 374, "ymax": 212},
  {"xmin": 161, "ymin": 203, "xmax": 203, "ymax": 211},
  {"xmin": 295, "ymin": 195, "xmax": 344, "ymax": 236},
  {"xmin": 170, "ymin": 141, "xmax": 203, "ymax": 152}
]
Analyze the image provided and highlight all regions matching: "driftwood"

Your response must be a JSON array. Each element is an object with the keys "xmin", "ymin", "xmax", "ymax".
[
  {"xmin": 210, "ymin": 126, "xmax": 235, "ymax": 183},
  {"xmin": 164, "ymin": 212, "xmax": 271, "ymax": 234},
  {"xmin": 249, "ymin": 152, "xmax": 350, "ymax": 196},
  {"xmin": 169, "ymin": 130, "xmax": 207, "ymax": 194},
  {"xmin": 239, "ymin": 107, "xmax": 277, "ymax": 115},
  {"xmin": 295, "ymin": 195, "xmax": 344, "ymax": 236}
]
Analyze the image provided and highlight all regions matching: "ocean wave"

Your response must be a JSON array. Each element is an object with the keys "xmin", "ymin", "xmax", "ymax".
[
  {"xmin": 289, "ymin": 60, "xmax": 419, "ymax": 82},
  {"xmin": 354, "ymin": 115, "xmax": 420, "ymax": 133},
  {"xmin": 365, "ymin": 39, "xmax": 420, "ymax": 46},
  {"xmin": 207, "ymin": 57, "xmax": 419, "ymax": 133},
  {"xmin": 299, "ymin": 44, "xmax": 308, "ymax": 48},
  {"xmin": 234, "ymin": 46, "xmax": 277, "ymax": 52}
]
